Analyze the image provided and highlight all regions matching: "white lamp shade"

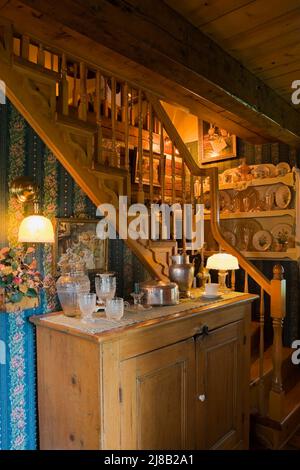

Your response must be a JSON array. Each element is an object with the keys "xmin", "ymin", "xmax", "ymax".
[
  {"xmin": 206, "ymin": 253, "xmax": 239, "ymax": 271},
  {"xmin": 18, "ymin": 215, "xmax": 54, "ymax": 243}
]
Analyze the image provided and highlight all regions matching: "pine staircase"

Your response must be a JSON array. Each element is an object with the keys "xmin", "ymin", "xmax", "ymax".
[{"xmin": 0, "ymin": 19, "xmax": 300, "ymax": 449}]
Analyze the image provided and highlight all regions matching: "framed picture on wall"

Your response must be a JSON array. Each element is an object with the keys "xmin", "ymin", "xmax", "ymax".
[
  {"xmin": 131, "ymin": 148, "xmax": 161, "ymax": 187},
  {"xmin": 53, "ymin": 218, "xmax": 108, "ymax": 276},
  {"xmin": 200, "ymin": 120, "xmax": 237, "ymax": 164}
]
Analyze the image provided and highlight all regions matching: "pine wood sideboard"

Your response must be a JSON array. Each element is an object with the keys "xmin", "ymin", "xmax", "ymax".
[{"xmin": 31, "ymin": 293, "xmax": 257, "ymax": 450}]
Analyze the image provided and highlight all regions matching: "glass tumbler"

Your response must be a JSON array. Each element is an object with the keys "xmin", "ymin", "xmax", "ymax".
[
  {"xmin": 79, "ymin": 293, "xmax": 97, "ymax": 323},
  {"xmin": 95, "ymin": 274, "xmax": 116, "ymax": 306},
  {"xmin": 105, "ymin": 297, "xmax": 129, "ymax": 321}
]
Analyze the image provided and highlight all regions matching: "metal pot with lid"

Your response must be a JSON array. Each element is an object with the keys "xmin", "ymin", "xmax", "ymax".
[{"xmin": 140, "ymin": 280, "xmax": 179, "ymax": 306}]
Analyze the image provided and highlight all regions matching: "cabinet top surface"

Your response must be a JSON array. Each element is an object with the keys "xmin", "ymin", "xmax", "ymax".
[{"xmin": 30, "ymin": 291, "xmax": 257, "ymax": 343}]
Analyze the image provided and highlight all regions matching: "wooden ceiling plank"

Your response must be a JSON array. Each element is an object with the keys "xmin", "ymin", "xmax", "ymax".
[
  {"xmin": 199, "ymin": 0, "xmax": 300, "ymax": 40},
  {"xmin": 165, "ymin": 0, "xmax": 255, "ymax": 28},
  {"xmin": 221, "ymin": 7, "xmax": 300, "ymax": 53}
]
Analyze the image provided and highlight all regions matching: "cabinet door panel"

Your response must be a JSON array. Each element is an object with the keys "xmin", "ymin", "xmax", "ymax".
[
  {"xmin": 196, "ymin": 321, "xmax": 244, "ymax": 450},
  {"xmin": 120, "ymin": 338, "xmax": 195, "ymax": 450}
]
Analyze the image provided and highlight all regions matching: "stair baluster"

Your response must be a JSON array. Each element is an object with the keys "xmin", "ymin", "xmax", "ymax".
[
  {"xmin": 149, "ymin": 102, "xmax": 154, "ymax": 203},
  {"xmin": 72, "ymin": 63, "xmax": 78, "ymax": 107},
  {"xmin": 137, "ymin": 89, "xmax": 144, "ymax": 203},
  {"xmin": 78, "ymin": 62, "xmax": 87, "ymax": 121},
  {"xmin": 93, "ymin": 70, "xmax": 102, "ymax": 169},
  {"xmin": 59, "ymin": 53, "xmax": 69, "ymax": 116},
  {"xmin": 244, "ymin": 271, "xmax": 249, "ymax": 293},
  {"xmin": 171, "ymin": 144, "xmax": 176, "ymax": 204},
  {"xmin": 37, "ymin": 44, "xmax": 45, "ymax": 67},
  {"xmin": 21, "ymin": 34, "xmax": 29, "ymax": 60},
  {"xmin": 103, "ymin": 77, "xmax": 109, "ymax": 118},
  {"xmin": 111, "ymin": 76, "xmax": 117, "ymax": 167},
  {"xmin": 124, "ymin": 84, "xmax": 131, "ymax": 203},
  {"xmin": 231, "ymin": 270, "xmax": 236, "ymax": 291},
  {"xmin": 160, "ymin": 121, "xmax": 165, "ymax": 204},
  {"xmin": 182, "ymin": 159, "xmax": 186, "ymax": 253}
]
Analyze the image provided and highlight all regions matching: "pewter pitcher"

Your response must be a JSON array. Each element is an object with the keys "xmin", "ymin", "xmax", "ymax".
[{"xmin": 169, "ymin": 254, "xmax": 194, "ymax": 297}]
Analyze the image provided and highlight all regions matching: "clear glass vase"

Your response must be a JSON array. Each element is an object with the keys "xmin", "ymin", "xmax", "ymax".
[{"xmin": 56, "ymin": 270, "xmax": 90, "ymax": 317}]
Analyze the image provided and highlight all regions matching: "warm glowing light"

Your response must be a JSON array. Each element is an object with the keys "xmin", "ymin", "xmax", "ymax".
[
  {"xmin": 206, "ymin": 253, "xmax": 239, "ymax": 271},
  {"xmin": 18, "ymin": 215, "xmax": 54, "ymax": 243}
]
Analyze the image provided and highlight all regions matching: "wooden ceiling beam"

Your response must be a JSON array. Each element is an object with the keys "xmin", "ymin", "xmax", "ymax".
[{"xmin": 3, "ymin": 0, "xmax": 300, "ymax": 146}]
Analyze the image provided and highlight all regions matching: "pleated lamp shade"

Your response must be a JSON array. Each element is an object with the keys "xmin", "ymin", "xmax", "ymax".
[{"xmin": 18, "ymin": 215, "xmax": 54, "ymax": 243}]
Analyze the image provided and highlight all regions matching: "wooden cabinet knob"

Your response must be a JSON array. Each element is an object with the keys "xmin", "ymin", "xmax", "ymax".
[{"xmin": 198, "ymin": 394, "xmax": 206, "ymax": 402}]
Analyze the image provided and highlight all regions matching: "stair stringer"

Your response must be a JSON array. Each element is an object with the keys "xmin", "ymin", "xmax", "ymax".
[{"xmin": 0, "ymin": 51, "xmax": 169, "ymax": 281}]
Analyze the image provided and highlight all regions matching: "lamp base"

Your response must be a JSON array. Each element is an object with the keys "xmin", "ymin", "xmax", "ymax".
[{"xmin": 218, "ymin": 270, "xmax": 230, "ymax": 293}]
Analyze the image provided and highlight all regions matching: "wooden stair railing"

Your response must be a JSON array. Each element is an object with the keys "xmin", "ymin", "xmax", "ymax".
[{"xmin": 0, "ymin": 21, "xmax": 289, "ymax": 421}]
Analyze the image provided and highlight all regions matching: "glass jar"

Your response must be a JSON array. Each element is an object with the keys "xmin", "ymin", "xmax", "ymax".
[{"xmin": 56, "ymin": 271, "xmax": 90, "ymax": 317}]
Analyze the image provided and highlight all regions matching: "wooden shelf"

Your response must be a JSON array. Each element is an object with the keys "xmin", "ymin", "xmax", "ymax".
[
  {"xmin": 242, "ymin": 249, "xmax": 297, "ymax": 260},
  {"xmin": 221, "ymin": 172, "xmax": 294, "ymax": 190},
  {"xmin": 204, "ymin": 209, "xmax": 295, "ymax": 220},
  {"xmin": 203, "ymin": 172, "xmax": 294, "ymax": 192},
  {"xmin": 205, "ymin": 249, "xmax": 298, "ymax": 261}
]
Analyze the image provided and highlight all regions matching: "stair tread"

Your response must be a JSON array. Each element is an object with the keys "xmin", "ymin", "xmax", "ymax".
[
  {"xmin": 283, "ymin": 379, "xmax": 300, "ymax": 418},
  {"xmin": 250, "ymin": 345, "xmax": 293, "ymax": 384}
]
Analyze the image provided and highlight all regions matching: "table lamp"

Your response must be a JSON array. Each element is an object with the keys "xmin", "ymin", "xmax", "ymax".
[{"xmin": 206, "ymin": 253, "xmax": 239, "ymax": 292}]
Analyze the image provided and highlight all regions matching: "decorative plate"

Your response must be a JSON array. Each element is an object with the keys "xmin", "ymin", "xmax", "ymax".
[
  {"xmin": 238, "ymin": 187, "xmax": 258, "ymax": 212},
  {"xmin": 275, "ymin": 184, "xmax": 292, "ymax": 209},
  {"xmin": 234, "ymin": 219, "xmax": 262, "ymax": 251},
  {"xmin": 265, "ymin": 184, "xmax": 279, "ymax": 208},
  {"xmin": 222, "ymin": 230, "xmax": 237, "ymax": 247},
  {"xmin": 271, "ymin": 224, "xmax": 293, "ymax": 244},
  {"xmin": 252, "ymin": 165, "xmax": 270, "ymax": 179},
  {"xmin": 264, "ymin": 164, "xmax": 277, "ymax": 177},
  {"xmin": 276, "ymin": 162, "xmax": 291, "ymax": 176},
  {"xmin": 252, "ymin": 230, "xmax": 273, "ymax": 252},
  {"xmin": 219, "ymin": 190, "xmax": 231, "ymax": 211}
]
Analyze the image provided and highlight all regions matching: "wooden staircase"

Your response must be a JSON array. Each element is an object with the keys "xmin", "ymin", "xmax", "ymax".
[{"xmin": 1, "ymin": 19, "xmax": 300, "ymax": 449}]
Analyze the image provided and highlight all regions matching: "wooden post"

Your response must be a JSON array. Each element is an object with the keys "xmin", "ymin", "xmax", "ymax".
[
  {"xmin": 259, "ymin": 287, "xmax": 265, "ymax": 416},
  {"xmin": 269, "ymin": 264, "xmax": 286, "ymax": 421},
  {"xmin": 78, "ymin": 62, "xmax": 87, "ymax": 121}
]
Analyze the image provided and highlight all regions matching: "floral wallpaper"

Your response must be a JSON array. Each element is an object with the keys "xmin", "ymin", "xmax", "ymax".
[{"xmin": 0, "ymin": 100, "xmax": 150, "ymax": 449}]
